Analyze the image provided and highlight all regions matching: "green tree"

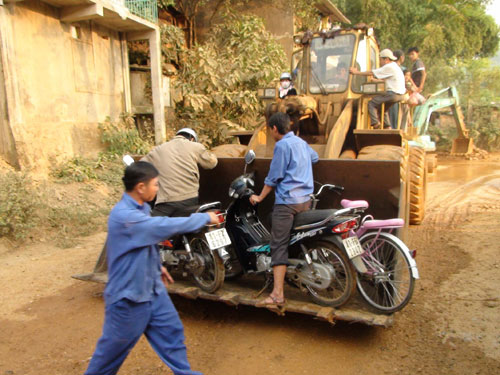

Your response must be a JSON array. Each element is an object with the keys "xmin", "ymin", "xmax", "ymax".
[
  {"xmin": 159, "ymin": 0, "xmax": 206, "ymax": 47},
  {"xmin": 173, "ymin": 14, "xmax": 286, "ymax": 146}
]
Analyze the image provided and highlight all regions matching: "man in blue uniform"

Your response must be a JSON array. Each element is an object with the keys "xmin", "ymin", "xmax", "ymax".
[
  {"xmin": 85, "ymin": 161, "xmax": 218, "ymax": 375},
  {"xmin": 250, "ymin": 112, "xmax": 319, "ymax": 306}
]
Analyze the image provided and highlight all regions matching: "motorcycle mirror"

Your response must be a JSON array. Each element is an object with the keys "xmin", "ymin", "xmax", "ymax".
[
  {"xmin": 243, "ymin": 150, "xmax": 256, "ymax": 175},
  {"xmin": 244, "ymin": 150, "xmax": 256, "ymax": 165},
  {"xmin": 123, "ymin": 155, "xmax": 134, "ymax": 166}
]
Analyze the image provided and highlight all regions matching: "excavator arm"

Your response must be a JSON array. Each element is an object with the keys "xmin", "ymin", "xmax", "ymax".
[{"xmin": 413, "ymin": 87, "xmax": 473, "ymax": 154}]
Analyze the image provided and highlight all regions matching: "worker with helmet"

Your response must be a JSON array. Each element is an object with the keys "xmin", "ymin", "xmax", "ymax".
[
  {"xmin": 141, "ymin": 128, "xmax": 218, "ymax": 217},
  {"xmin": 279, "ymin": 72, "xmax": 297, "ymax": 99}
]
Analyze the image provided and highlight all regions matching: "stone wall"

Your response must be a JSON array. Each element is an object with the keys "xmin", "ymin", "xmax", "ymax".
[{"xmin": 0, "ymin": 1, "xmax": 126, "ymax": 171}]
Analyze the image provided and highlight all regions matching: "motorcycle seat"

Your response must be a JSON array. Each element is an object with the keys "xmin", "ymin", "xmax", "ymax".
[{"xmin": 293, "ymin": 209, "xmax": 337, "ymax": 229}]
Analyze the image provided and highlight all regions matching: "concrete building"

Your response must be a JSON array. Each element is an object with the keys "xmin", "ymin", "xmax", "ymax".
[{"xmin": 0, "ymin": 0, "xmax": 165, "ymax": 171}]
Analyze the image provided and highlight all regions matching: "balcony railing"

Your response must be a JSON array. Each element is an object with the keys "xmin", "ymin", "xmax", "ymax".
[{"xmin": 125, "ymin": 0, "xmax": 158, "ymax": 23}]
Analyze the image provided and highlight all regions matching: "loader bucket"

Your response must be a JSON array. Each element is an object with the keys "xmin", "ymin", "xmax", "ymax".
[
  {"xmin": 451, "ymin": 137, "xmax": 474, "ymax": 155},
  {"xmin": 199, "ymin": 157, "xmax": 404, "ymax": 222},
  {"xmin": 72, "ymin": 156, "xmax": 404, "ymax": 327}
]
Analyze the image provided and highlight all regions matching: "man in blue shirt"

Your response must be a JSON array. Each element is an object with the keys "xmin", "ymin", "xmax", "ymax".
[
  {"xmin": 250, "ymin": 112, "xmax": 319, "ymax": 306},
  {"xmin": 85, "ymin": 161, "xmax": 218, "ymax": 375}
]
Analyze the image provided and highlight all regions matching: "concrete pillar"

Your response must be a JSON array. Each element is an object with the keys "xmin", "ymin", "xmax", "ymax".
[
  {"xmin": 127, "ymin": 27, "xmax": 165, "ymax": 145},
  {"xmin": 0, "ymin": 3, "xmax": 22, "ymax": 168},
  {"xmin": 120, "ymin": 32, "xmax": 132, "ymax": 113},
  {"xmin": 148, "ymin": 27, "xmax": 166, "ymax": 144},
  {"xmin": 0, "ymin": 4, "xmax": 23, "ymax": 127}
]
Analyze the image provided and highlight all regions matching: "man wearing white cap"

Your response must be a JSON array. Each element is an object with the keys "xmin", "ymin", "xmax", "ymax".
[{"xmin": 350, "ymin": 48, "xmax": 406, "ymax": 129}]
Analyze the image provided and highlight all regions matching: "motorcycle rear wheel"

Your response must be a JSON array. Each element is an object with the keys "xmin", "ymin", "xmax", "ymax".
[
  {"xmin": 303, "ymin": 240, "xmax": 355, "ymax": 307},
  {"xmin": 190, "ymin": 236, "xmax": 225, "ymax": 293}
]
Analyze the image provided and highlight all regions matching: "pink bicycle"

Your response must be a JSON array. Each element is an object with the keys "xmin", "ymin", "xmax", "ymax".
[
  {"xmin": 311, "ymin": 184, "xmax": 419, "ymax": 313},
  {"xmin": 340, "ymin": 198, "xmax": 419, "ymax": 313}
]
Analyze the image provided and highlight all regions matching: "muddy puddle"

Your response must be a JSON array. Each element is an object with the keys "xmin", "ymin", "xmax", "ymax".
[{"xmin": 433, "ymin": 159, "xmax": 500, "ymax": 183}]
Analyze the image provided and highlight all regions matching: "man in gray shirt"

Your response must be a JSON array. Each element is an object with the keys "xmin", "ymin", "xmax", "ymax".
[
  {"xmin": 408, "ymin": 46, "xmax": 426, "ymax": 93},
  {"xmin": 142, "ymin": 128, "xmax": 217, "ymax": 216}
]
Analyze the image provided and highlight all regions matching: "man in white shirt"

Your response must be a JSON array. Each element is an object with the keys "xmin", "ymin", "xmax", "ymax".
[{"xmin": 350, "ymin": 49, "xmax": 406, "ymax": 129}]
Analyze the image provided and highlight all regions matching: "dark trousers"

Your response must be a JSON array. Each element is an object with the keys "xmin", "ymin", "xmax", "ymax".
[
  {"xmin": 368, "ymin": 91, "xmax": 404, "ymax": 127},
  {"xmin": 389, "ymin": 102, "xmax": 410, "ymax": 130},
  {"xmin": 152, "ymin": 197, "xmax": 199, "ymax": 217},
  {"xmin": 270, "ymin": 201, "xmax": 311, "ymax": 267},
  {"xmin": 85, "ymin": 291, "xmax": 201, "ymax": 375}
]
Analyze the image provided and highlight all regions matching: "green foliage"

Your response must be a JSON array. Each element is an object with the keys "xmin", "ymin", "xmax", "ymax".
[
  {"xmin": 433, "ymin": 59, "xmax": 500, "ymax": 151},
  {"xmin": 468, "ymin": 107, "xmax": 500, "ymax": 151},
  {"xmin": 160, "ymin": 23, "xmax": 186, "ymax": 68},
  {"xmin": 158, "ymin": 0, "xmax": 176, "ymax": 8},
  {"xmin": 0, "ymin": 172, "xmax": 39, "ymax": 239},
  {"xmin": 51, "ymin": 157, "xmax": 98, "ymax": 182},
  {"xmin": 98, "ymin": 113, "xmax": 153, "ymax": 157},
  {"xmin": 173, "ymin": 14, "xmax": 286, "ymax": 146},
  {"xmin": 128, "ymin": 40, "xmax": 149, "ymax": 66},
  {"xmin": 339, "ymin": 0, "xmax": 499, "ymax": 61},
  {"xmin": 51, "ymin": 155, "xmax": 125, "ymax": 186},
  {"xmin": 428, "ymin": 122, "xmax": 455, "ymax": 151},
  {"xmin": 0, "ymin": 159, "xmax": 123, "ymax": 243},
  {"xmin": 1, "ymin": 115, "xmax": 136, "ymax": 242},
  {"xmin": 291, "ymin": 0, "xmax": 321, "ymax": 31}
]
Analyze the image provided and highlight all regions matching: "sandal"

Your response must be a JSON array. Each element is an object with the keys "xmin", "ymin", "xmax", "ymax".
[{"xmin": 256, "ymin": 294, "xmax": 286, "ymax": 308}]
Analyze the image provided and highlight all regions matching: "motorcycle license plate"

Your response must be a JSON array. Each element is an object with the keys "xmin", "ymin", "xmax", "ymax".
[
  {"xmin": 205, "ymin": 228, "xmax": 231, "ymax": 250},
  {"xmin": 342, "ymin": 236, "xmax": 365, "ymax": 259}
]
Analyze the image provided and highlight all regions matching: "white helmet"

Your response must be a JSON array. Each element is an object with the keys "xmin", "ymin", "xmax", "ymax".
[
  {"xmin": 280, "ymin": 72, "xmax": 292, "ymax": 81},
  {"xmin": 176, "ymin": 128, "xmax": 198, "ymax": 142}
]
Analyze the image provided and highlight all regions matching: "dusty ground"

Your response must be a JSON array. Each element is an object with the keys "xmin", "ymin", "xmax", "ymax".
[{"xmin": 1, "ymin": 157, "xmax": 499, "ymax": 375}]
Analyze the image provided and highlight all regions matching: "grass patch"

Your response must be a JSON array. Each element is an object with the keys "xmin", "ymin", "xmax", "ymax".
[
  {"xmin": 1, "ymin": 114, "xmax": 151, "ymax": 246},
  {"xmin": 0, "ymin": 172, "xmax": 40, "ymax": 239},
  {"xmin": 47, "ymin": 203, "xmax": 110, "ymax": 248}
]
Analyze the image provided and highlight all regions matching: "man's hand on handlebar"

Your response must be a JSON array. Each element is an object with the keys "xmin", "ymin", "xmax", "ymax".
[{"xmin": 249, "ymin": 194, "xmax": 262, "ymax": 206}]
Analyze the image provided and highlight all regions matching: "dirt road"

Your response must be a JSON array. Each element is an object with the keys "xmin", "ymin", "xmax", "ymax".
[{"xmin": 1, "ymin": 158, "xmax": 499, "ymax": 375}]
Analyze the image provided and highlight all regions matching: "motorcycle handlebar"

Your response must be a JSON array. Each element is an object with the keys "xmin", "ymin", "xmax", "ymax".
[{"xmin": 314, "ymin": 184, "xmax": 344, "ymax": 198}]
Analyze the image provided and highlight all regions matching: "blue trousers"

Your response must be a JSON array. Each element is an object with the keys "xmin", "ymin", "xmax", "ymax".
[{"xmin": 85, "ymin": 291, "xmax": 202, "ymax": 375}]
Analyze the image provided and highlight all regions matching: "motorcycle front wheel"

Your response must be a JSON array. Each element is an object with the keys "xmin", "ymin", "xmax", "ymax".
[
  {"xmin": 303, "ymin": 240, "xmax": 355, "ymax": 307},
  {"xmin": 190, "ymin": 236, "xmax": 225, "ymax": 293}
]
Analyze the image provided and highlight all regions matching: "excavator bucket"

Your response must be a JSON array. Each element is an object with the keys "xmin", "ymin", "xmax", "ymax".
[{"xmin": 451, "ymin": 136, "xmax": 474, "ymax": 154}]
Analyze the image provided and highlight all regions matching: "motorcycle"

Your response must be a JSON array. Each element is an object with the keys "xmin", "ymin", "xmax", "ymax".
[
  {"xmin": 222, "ymin": 150, "xmax": 367, "ymax": 307},
  {"xmin": 157, "ymin": 202, "xmax": 231, "ymax": 293}
]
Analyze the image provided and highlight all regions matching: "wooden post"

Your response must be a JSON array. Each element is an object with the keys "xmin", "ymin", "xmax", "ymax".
[{"xmin": 149, "ymin": 27, "xmax": 166, "ymax": 144}]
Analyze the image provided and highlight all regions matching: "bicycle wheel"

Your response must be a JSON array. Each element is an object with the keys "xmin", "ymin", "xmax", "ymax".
[
  {"xmin": 190, "ymin": 236, "xmax": 225, "ymax": 293},
  {"xmin": 356, "ymin": 232, "xmax": 416, "ymax": 313},
  {"xmin": 303, "ymin": 241, "xmax": 355, "ymax": 307}
]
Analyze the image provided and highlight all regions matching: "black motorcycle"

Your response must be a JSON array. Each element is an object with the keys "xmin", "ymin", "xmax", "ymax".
[
  {"xmin": 223, "ymin": 150, "xmax": 365, "ymax": 307},
  {"xmin": 158, "ymin": 202, "xmax": 231, "ymax": 293}
]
